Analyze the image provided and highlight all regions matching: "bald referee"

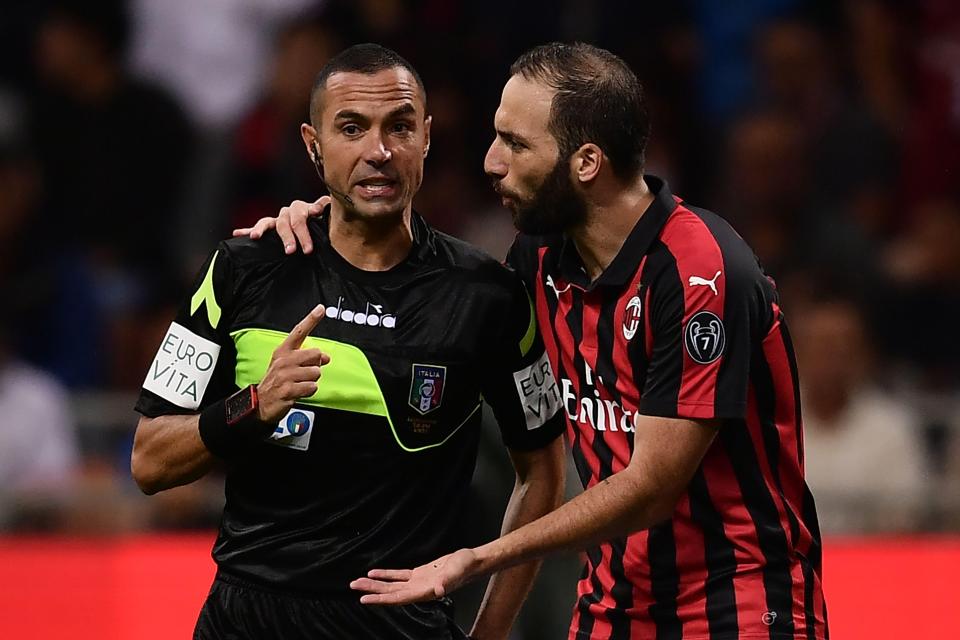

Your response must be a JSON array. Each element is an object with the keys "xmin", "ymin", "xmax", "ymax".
[{"xmin": 132, "ymin": 44, "xmax": 565, "ymax": 640}]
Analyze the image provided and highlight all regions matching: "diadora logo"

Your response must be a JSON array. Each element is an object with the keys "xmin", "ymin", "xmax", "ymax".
[
  {"xmin": 326, "ymin": 296, "xmax": 396, "ymax": 328},
  {"xmin": 560, "ymin": 363, "xmax": 636, "ymax": 433}
]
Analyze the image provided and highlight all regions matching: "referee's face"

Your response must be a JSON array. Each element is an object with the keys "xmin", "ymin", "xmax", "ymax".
[{"xmin": 303, "ymin": 68, "xmax": 431, "ymax": 221}]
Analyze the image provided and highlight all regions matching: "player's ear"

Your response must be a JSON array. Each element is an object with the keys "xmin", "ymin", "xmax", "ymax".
[
  {"xmin": 423, "ymin": 115, "xmax": 432, "ymax": 159},
  {"xmin": 572, "ymin": 143, "xmax": 602, "ymax": 184}
]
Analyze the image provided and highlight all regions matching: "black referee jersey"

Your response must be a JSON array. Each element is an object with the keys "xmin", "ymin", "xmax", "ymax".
[{"xmin": 135, "ymin": 211, "xmax": 564, "ymax": 624}]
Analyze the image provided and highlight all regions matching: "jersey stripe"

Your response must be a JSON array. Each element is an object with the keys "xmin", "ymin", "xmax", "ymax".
[
  {"xmin": 761, "ymin": 310, "xmax": 820, "ymax": 634},
  {"xmin": 611, "ymin": 268, "xmax": 659, "ymax": 639},
  {"xmin": 541, "ymin": 253, "xmax": 606, "ymax": 638},
  {"xmin": 686, "ymin": 468, "xmax": 738, "ymax": 637},
  {"xmin": 740, "ymin": 383, "xmax": 797, "ymax": 636},
  {"xmin": 658, "ymin": 208, "xmax": 726, "ymax": 417},
  {"xmin": 647, "ymin": 521, "xmax": 682, "ymax": 638},
  {"xmin": 592, "ymin": 287, "xmax": 642, "ymax": 639},
  {"xmin": 638, "ymin": 246, "xmax": 684, "ymax": 412},
  {"xmin": 534, "ymin": 248, "xmax": 600, "ymax": 638},
  {"xmin": 698, "ymin": 439, "xmax": 766, "ymax": 634},
  {"xmin": 671, "ymin": 493, "xmax": 710, "ymax": 638},
  {"xmin": 570, "ymin": 292, "xmax": 618, "ymax": 639}
]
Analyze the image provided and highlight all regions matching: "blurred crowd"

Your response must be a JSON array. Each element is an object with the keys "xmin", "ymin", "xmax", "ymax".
[{"xmin": 2, "ymin": 0, "xmax": 960, "ymax": 545}]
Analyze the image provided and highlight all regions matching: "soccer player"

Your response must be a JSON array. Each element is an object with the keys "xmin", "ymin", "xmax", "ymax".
[
  {"xmin": 262, "ymin": 43, "xmax": 827, "ymax": 639},
  {"xmin": 131, "ymin": 44, "xmax": 566, "ymax": 640}
]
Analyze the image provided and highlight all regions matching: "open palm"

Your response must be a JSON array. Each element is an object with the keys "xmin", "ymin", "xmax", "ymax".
[{"xmin": 350, "ymin": 548, "xmax": 478, "ymax": 605}]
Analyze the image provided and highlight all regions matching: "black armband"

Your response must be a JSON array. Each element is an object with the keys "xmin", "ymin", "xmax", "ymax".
[{"xmin": 198, "ymin": 385, "xmax": 274, "ymax": 459}]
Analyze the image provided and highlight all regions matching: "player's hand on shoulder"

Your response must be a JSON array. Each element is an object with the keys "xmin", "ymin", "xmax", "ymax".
[
  {"xmin": 231, "ymin": 196, "xmax": 330, "ymax": 255},
  {"xmin": 256, "ymin": 304, "xmax": 331, "ymax": 423}
]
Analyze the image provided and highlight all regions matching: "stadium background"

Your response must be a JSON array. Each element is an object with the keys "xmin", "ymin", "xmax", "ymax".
[{"xmin": 1, "ymin": 0, "xmax": 958, "ymax": 637}]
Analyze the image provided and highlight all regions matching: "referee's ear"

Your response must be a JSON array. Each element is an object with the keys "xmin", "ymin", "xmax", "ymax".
[
  {"xmin": 422, "ymin": 115, "xmax": 432, "ymax": 159},
  {"xmin": 300, "ymin": 123, "xmax": 320, "ymax": 160}
]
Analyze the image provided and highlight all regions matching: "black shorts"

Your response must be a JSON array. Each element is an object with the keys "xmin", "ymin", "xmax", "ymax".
[{"xmin": 194, "ymin": 573, "xmax": 467, "ymax": 640}]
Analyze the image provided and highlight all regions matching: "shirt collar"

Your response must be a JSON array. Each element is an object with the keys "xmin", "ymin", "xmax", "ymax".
[
  {"xmin": 556, "ymin": 174, "xmax": 677, "ymax": 290},
  {"xmin": 313, "ymin": 206, "xmax": 438, "ymax": 263}
]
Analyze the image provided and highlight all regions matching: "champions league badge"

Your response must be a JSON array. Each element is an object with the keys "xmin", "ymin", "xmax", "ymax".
[
  {"xmin": 684, "ymin": 311, "xmax": 725, "ymax": 364},
  {"xmin": 409, "ymin": 364, "xmax": 446, "ymax": 415}
]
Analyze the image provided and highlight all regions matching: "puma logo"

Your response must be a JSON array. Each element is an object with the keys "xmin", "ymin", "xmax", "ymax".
[
  {"xmin": 688, "ymin": 270, "xmax": 722, "ymax": 296},
  {"xmin": 545, "ymin": 274, "xmax": 572, "ymax": 297}
]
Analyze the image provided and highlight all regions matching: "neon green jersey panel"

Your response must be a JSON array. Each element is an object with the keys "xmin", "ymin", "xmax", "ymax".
[
  {"xmin": 230, "ymin": 328, "xmax": 475, "ymax": 452},
  {"xmin": 190, "ymin": 250, "xmax": 222, "ymax": 329}
]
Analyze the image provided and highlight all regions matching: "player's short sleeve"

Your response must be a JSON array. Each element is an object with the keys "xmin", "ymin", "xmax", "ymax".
[
  {"xmin": 481, "ymin": 270, "xmax": 565, "ymax": 451},
  {"xmin": 135, "ymin": 244, "xmax": 238, "ymax": 418},
  {"xmin": 639, "ymin": 237, "xmax": 762, "ymax": 421}
]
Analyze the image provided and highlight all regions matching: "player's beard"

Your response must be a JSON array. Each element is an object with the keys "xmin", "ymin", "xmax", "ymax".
[{"xmin": 506, "ymin": 155, "xmax": 587, "ymax": 235}]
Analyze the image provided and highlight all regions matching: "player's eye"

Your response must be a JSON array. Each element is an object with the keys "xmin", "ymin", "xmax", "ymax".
[
  {"xmin": 391, "ymin": 122, "xmax": 414, "ymax": 134},
  {"xmin": 507, "ymin": 138, "xmax": 526, "ymax": 152},
  {"xmin": 341, "ymin": 124, "xmax": 363, "ymax": 136}
]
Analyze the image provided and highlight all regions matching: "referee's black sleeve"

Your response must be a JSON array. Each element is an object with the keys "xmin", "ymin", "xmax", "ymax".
[
  {"xmin": 481, "ymin": 271, "xmax": 565, "ymax": 451},
  {"xmin": 135, "ymin": 243, "xmax": 238, "ymax": 418}
]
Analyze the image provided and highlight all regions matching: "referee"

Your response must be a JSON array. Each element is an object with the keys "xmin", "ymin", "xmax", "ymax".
[{"xmin": 131, "ymin": 44, "xmax": 565, "ymax": 640}]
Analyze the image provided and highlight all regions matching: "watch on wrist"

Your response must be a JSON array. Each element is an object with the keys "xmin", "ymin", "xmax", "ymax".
[{"xmin": 225, "ymin": 384, "xmax": 259, "ymax": 426}]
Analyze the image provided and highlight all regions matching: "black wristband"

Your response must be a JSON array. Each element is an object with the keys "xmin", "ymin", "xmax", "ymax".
[{"xmin": 198, "ymin": 398, "xmax": 274, "ymax": 460}]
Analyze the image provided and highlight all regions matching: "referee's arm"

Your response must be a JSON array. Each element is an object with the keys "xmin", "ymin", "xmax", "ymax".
[
  {"xmin": 131, "ymin": 414, "xmax": 215, "ymax": 495},
  {"xmin": 469, "ymin": 438, "xmax": 565, "ymax": 640},
  {"xmin": 132, "ymin": 305, "xmax": 329, "ymax": 494}
]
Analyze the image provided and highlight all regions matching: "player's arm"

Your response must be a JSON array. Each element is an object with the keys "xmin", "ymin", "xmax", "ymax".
[
  {"xmin": 232, "ymin": 197, "xmax": 330, "ymax": 253},
  {"xmin": 351, "ymin": 414, "xmax": 716, "ymax": 604},
  {"xmin": 353, "ymin": 239, "xmax": 748, "ymax": 604},
  {"xmin": 473, "ymin": 414, "xmax": 715, "ymax": 575},
  {"xmin": 132, "ymin": 305, "xmax": 329, "ymax": 494},
  {"xmin": 469, "ymin": 437, "xmax": 564, "ymax": 640}
]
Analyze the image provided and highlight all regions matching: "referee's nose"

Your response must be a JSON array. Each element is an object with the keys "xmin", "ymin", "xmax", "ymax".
[{"xmin": 363, "ymin": 132, "xmax": 393, "ymax": 167}]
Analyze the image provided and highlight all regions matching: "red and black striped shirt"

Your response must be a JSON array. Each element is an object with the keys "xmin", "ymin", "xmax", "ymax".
[{"xmin": 507, "ymin": 176, "xmax": 827, "ymax": 640}]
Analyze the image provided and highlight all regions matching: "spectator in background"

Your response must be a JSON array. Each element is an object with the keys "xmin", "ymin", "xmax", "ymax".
[
  {"xmin": 129, "ymin": 0, "xmax": 318, "ymax": 269},
  {"xmin": 900, "ymin": 0, "xmax": 960, "ymax": 200},
  {"xmin": 30, "ymin": 0, "xmax": 194, "ymax": 388},
  {"xmin": 226, "ymin": 18, "xmax": 340, "ymax": 234},
  {"xmin": 880, "ymin": 197, "xmax": 960, "ymax": 508},
  {"xmin": 794, "ymin": 299, "xmax": 928, "ymax": 534},
  {"xmin": 718, "ymin": 109, "xmax": 811, "ymax": 282},
  {"xmin": 0, "ymin": 87, "xmax": 101, "ymax": 387},
  {"xmin": 753, "ymin": 16, "xmax": 897, "ymax": 301},
  {"xmin": 0, "ymin": 317, "xmax": 79, "ymax": 530},
  {"xmin": 32, "ymin": 0, "xmax": 193, "ymax": 282}
]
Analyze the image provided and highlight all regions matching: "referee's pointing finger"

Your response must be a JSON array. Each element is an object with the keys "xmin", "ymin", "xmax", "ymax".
[{"xmin": 281, "ymin": 304, "xmax": 326, "ymax": 351}]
